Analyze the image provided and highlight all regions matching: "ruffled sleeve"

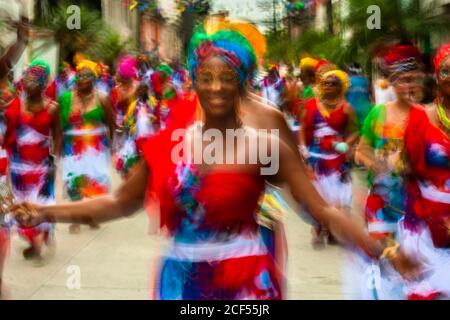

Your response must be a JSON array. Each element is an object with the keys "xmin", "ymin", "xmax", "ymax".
[{"xmin": 360, "ymin": 104, "xmax": 385, "ymax": 148}]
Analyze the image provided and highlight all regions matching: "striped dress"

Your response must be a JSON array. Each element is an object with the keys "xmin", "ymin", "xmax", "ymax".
[
  {"xmin": 4, "ymin": 97, "xmax": 56, "ymax": 242},
  {"xmin": 58, "ymin": 92, "xmax": 111, "ymax": 201}
]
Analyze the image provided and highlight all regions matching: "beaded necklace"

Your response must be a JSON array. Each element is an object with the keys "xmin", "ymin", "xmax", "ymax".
[{"xmin": 436, "ymin": 99, "xmax": 450, "ymax": 130}]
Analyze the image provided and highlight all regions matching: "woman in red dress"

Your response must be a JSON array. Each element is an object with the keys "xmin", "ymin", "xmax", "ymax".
[{"xmin": 401, "ymin": 44, "xmax": 450, "ymax": 299}]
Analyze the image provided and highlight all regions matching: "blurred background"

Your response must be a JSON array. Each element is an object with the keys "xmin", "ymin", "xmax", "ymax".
[{"xmin": 1, "ymin": 0, "xmax": 450, "ymax": 80}]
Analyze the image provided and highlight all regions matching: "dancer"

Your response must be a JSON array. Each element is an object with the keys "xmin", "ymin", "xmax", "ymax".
[
  {"xmin": 351, "ymin": 44, "xmax": 425, "ymax": 299},
  {"xmin": 299, "ymin": 57, "xmax": 319, "ymax": 104},
  {"xmin": 12, "ymin": 29, "xmax": 420, "ymax": 300},
  {"xmin": 0, "ymin": 70, "xmax": 16, "ymax": 296},
  {"xmin": 261, "ymin": 64, "xmax": 286, "ymax": 109},
  {"xmin": 0, "ymin": 15, "xmax": 29, "ymax": 294},
  {"xmin": 3, "ymin": 60, "xmax": 59, "ymax": 260},
  {"xmin": 400, "ymin": 44, "xmax": 450, "ymax": 299},
  {"xmin": 150, "ymin": 63, "xmax": 178, "ymax": 130},
  {"xmin": 111, "ymin": 56, "xmax": 140, "ymax": 162},
  {"xmin": 116, "ymin": 82, "xmax": 157, "ymax": 178},
  {"xmin": 46, "ymin": 62, "xmax": 76, "ymax": 100},
  {"xmin": 345, "ymin": 63, "xmax": 373, "ymax": 129},
  {"xmin": 58, "ymin": 59, "xmax": 114, "ymax": 234},
  {"xmin": 300, "ymin": 69, "xmax": 359, "ymax": 247}
]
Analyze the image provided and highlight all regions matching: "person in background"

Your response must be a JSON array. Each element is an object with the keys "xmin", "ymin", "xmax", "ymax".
[
  {"xmin": 58, "ymin": 59, "xmax": 114, "ymax": 234},
  {"xmin": 4, "ymin": 60, "xmax": 60, "ymax": 261},
  {"xmin": 346, "ymin": 62, "xmax": 373, "ymax": 129}
]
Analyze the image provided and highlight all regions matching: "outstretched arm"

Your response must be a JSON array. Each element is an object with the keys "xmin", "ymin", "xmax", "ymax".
[
  {"xmin": 274, "ymin": 139, "xmax": 420, "ymax": 280},
  {"xmin": 18, "ymin": 161, "xmax": 148, "ymax": 225}
]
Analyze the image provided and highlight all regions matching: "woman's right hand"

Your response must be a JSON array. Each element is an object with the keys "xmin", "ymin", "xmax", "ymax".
[
  {"xmin": 16, "ymin": 17, "xmax": 30, "ymax": 42},
  {"xmin": 9, "ymin": 202, "xmax": 44, "ymax": 227}
]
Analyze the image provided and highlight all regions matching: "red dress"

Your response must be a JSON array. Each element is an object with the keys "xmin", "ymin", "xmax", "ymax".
[
  {"xmin": 4, "ymin": 97, "xmax": 56, "ymax": 244},
  {"xmin": 402, "ymin": 106, "xmax": 450, "ymax": 299},
  {"xmin": 140, "ymin": 96, "xmax": 281, "ymax": 300}
]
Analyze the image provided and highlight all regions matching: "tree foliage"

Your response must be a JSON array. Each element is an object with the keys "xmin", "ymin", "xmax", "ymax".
[{"xmin": 265, "ymin": 0, "xmax": 450, "ymax": 70}]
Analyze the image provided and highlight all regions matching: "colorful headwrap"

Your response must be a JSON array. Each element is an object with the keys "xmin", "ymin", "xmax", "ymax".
[
  {"xmin": 315, "ymin": 60, "xmax": 337, "ymax": 82},
  {"xmin": 433, "ymin": 43, "xmax": 450, "ymax": 77},
  {"xmin": 315, "ymin": 59, "xmax": 329, "ymax": 72},
  {"xmin": 29, "ymin": 59, "xmax": 51, "ymax": 76},
  {"xmin": 76, "ymin": 59, "xmax": 100, "ymax": 78},
  {"xmin": 187, "ymin": 27, "xmax": 257, "ymax": 89},
  {"xmin": 384, "ymin": 44, "xmax": 422, "ymax": 79},
  {"xmin": 204, "ymin": 17, "xmax": 267, "ymax": 61},
  {"xmin": 156, "ymin": 63, "xmax": 173, "ymax": 78},
  {"xmin": 321, "ymin": 70, "xmax": 350, "ymax": 95},
  {"xmin": 300, "ymin": 57, "xmax": 319, "ymax": 72},
  {"xmin": 117, "ymin": 55, "xmax": 138, "ymax": 80},
  {"xmin": 25, "ymin": 59, "xmax": 51, "ymax": 90}
]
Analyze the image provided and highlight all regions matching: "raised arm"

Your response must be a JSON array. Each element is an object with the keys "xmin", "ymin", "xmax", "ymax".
[{"xmin": 0, "ymin": 17, "xmax": 29, "ymax": 80}]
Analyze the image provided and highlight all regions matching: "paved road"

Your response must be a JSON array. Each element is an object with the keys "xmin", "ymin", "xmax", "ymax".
[{"xmin": 1, "ymin": 166, "xmax": 368, "ymax": 300}]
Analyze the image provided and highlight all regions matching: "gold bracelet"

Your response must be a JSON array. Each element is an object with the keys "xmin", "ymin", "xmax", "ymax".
[{"xmin": 380, "ymin": 243, "xmax": 400, "ymax": 260}]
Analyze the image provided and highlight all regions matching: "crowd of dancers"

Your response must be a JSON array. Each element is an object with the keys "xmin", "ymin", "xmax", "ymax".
[{"xmin": 0, "ymin": 16, "xmax": 449, "ymax": 300}]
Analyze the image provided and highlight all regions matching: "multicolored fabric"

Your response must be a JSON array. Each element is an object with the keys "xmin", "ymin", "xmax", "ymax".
[
  {"xmin": 4, "ymin": 97, "xmax": 55, "ymax": 242},
  {"xmin": 54, "ymin": 71, "xmax": 76, "ymax": 99},
  {"xmin": 58, "ymin": 91, "xmax": 110, "ymax": 200},
  {"xmin": 397, "ymin": 106, "xmax": 450, "ymax": 299},
  {"xmin": 115, "ymin": 98, "xmax": 157, "ymax": 176},
  {"xmin": 384, "ymin": 45, "xmax": 422, "ymax": 80},
  {"xmin": 303, "ymin": 98, "xmax": 352, "ymax": 208},
  {"xmin": 140, "ymin": 96, "xmax": 281, "ymax": 300},
  {"xmin": 24, "ymin": 64, "xmax": 49, "ymax": 91},
  {"xmin": 0, "ymin": 81, "xmax": 15, "ymax": 181},
  {"xmin": 0, "ymin": 113, "xmax": 7, "ymax": 181},
  {"xmin": 361, "ymin": 104, "xmax": 408, "ymax": 239},
  {"xmin": 433, "ymin": 43, "xmax": 450, "ymax": 78},
  {"xmin": 148, "ymin": 161, "xmax": 280, "ymax": 300},
  {"xmin": 4, "ymin": 97, "xmax": 55, "ymax": 204},
  {"xmin": 187, "ymin": 27, "xmax": 257, "ymax": 89},
  {"xmin": 261, "ymin": 74, "xmax": 286, "ymax": 108},
  {"xmin": 404, "ymin": 106, "xmax": 450, "ymax": 241}
]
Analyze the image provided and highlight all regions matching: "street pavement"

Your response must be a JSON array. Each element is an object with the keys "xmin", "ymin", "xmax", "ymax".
[{"xmin": 1, "ymin": 165, "xmax": 368, "ymax": 300}]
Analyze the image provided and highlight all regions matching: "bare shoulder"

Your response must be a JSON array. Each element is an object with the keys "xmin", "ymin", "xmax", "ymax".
[
  {"xmin": 244, "ymin": 93, "xmax": 285, "ymax": 121},
  {"xmin": 343, "ymin": 101, "xmax": 356, "ymax": 114},
  {"xmin": 46, "ymin": 99, "xmax": 58, "ymax": 115},
  {"xmin": 98, "ymin": 92, "xmax": 110, "ymax": 106},
  {"xmin": 424, "ymin": 102, "xmax": 437, "ymax": 123}
]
